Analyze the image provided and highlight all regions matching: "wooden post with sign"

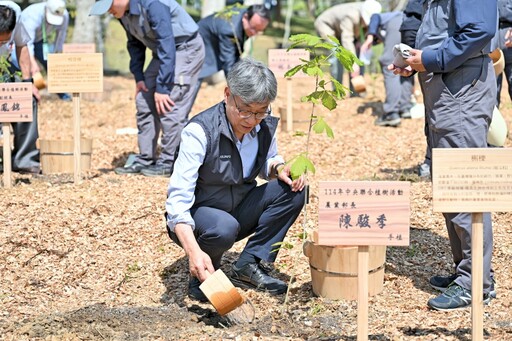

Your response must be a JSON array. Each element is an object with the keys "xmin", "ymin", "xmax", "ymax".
[
  {"xmin": 318, "ymin": 181, "xmax": 410, "ymax": 341},
  {"xmin": 0, "ymin": 83, "xmax": 33, "ymax": 188},
  {"xmin": 432, "ymin": 148, "xmax": 512, "ymax": 341},
  {"xmin": 47, "ymin": 53, "xmax": 103, "ymax": 184},
  {"xmin": 268, "ymin": 49, "xmax": 309, "ymax": 132}
]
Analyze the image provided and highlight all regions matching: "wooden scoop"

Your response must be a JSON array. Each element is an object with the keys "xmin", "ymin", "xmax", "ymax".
[{"xmin": 199, "ymin": 269, "xmax": 244, "ymax": 316}]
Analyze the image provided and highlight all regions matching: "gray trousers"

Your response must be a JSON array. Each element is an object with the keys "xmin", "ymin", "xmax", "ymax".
[
  {"xmin": 419, "ymin": 55, "xmax": 495, "ymax": 294},
  {"xmin": 379, "ymin": 15, "xmax": 413, "ymax": 115},
  {"xmin": 134, "ymin": 34, "xmax": 205, "ymax": 166}
]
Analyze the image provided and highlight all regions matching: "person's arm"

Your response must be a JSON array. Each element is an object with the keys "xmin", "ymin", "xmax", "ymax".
[
  {"xmin": 263, "ymin": 130, "xmax": 305, "ymax": 192},
  {"xmin": 421, "ymin": 0, "xmax": 497, "ymax": 73},
  {"xmin": 218, "ymin": 14, "xmax": 242, "ymax": 76},
  {"xmin": 53, "ymin": 13, "xmax": 69, "ymax": 53},
  {"xmin": 165, "ymin": 123, "xmax": 213, "ymax": 281},
  {"xmin": 13, "ymin": 21, "xmax": 40, "ymax": 100},
  {"xmin": 339, "ymin": 12, "xmax": 361, "ymax": 76},
  {"xmin": 146, "ymin": 1, "xmax": 177, "ymax": 114},
  {"xmin": 361, "ymin": 14, "xmax": 380, "ymax": 55},
  {"xmin": 19, "ymin": 5, "xmax": 39, "ymax": 61}
]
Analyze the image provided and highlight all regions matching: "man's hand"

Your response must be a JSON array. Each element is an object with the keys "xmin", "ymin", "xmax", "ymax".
[
  {"xmin": 505, "ymin": 28, "xmax": 512, "ymax": 48},
  {"xmin": 275, "ymin": 163, "xmax": 306, "ymax": 192},
  {"xmin": 174, "ymin": 223, "xmax": 215, "ymax": 282},
  {"xmin": 32, "ymin": 87, "xmax": 40, "ymax": 102},
  {"xmin": 155, "ymin": 92, "xmax": 175, "ymax": 115},
  {"xmin": 135, "ymin": 80, "xmax": 148, "ymax": 97},
  {"xmin": 350, "ymin": 63, "xmax": 361, "ymax": 78},
  {"xmin": 387, "ymin": 63, "xmax": 414, "ymax": 77},
  {"xmin": 405, "ymin": 48, "xmax": 426, "ymax": 72},
  {"xmin": 188, "ymin": 249, "xmax": 215, "ymax": 282}
]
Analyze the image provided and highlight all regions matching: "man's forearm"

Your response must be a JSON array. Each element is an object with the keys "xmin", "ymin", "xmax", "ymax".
[{"xmin": 16, "ymin": 46, "xmax": 32, "ymax": 79}]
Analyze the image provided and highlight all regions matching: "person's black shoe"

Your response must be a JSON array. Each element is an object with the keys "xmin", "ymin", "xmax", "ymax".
[
  {"xmin": 429, "ymin": 274, "xmax": 458, "ymax": 291},
  {"xmin": 12, "ymin": 166, "xmax": 41, "ymax": 174},
  {"xmin": 374, "ymin": 112, "xmax": 401, "ymax": 127},
  {"xmin": 188, "ymin": 277, "xmax": 208, "ymax": 302},
  {"xmin": 114, "ymin": 162, "xmax": 148, "ymax": 175},
  {"xmin": 430, "ymin": 273, "xmax": 497, "ymax": 298},
  {"xmin": 141, "ymin": 164, "xmax": 172, "ymax": 177},
  {"xmin": 229, "ymin": 262, "xmax": 287, "ymax": 295}
]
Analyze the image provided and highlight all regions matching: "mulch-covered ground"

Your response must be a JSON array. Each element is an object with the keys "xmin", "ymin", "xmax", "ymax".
[{"xmin": 1, "ymin": 73, "xmax": 511, "ymax": 340}]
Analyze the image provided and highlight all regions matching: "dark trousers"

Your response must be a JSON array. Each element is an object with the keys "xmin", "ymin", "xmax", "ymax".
[
  {"xmin": 4, "ymin": 66, "xmax": 40, "ymax": 170},
  {"xmin": 11, "ymin": 97, "xmax": 40, "ymax": 169},
  {"xmin": 169, "ymin": 180, "xmax": 305, "ymax": 269}
]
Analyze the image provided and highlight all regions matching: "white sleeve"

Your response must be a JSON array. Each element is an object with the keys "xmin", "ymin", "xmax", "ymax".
[{"xmin": 165, "ymin": 123, "xmax": 207, "ymax": 232}]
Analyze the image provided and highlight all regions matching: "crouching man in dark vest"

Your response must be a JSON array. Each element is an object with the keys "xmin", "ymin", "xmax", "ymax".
[{"xmin": 165, "ymin": 58, "xmax": 306, "ymax": 301}]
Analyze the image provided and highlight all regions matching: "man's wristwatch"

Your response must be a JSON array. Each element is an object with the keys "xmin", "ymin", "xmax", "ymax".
[
  {"xmin": 22, "ymin": 78, "xmax": 34, "ymax": 83},
  {"xmin": 274, "ymin": 162, "xmax": 285, "ymax": 177}
]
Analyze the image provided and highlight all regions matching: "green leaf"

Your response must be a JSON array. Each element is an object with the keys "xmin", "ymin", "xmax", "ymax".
[
  {"xmin": 288, "ymin": 34, "xmax": 322, "ymax": 47},
  {"xmin": 321, "ymin": 92, "xmax": 337, "ymax": 110},
  {"xmin": 313, "ymin": 117, "xmax": 334, "ymax": 138},
  {"xmin": 284, "ymin": 64, "xmax": 304, "ymax": 78},
  {"xmin": 290, "ymin": 154, "xmax": 316, "ymax": 179},
  {"xmin": 326, "ymin": 35, "xmax": 340, "ymax": 45}
]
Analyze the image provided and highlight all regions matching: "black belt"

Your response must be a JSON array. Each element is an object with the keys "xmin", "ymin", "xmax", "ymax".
[
  {"xmin": 499, "ymin": 21, "xmax": 512, "ymax": 29},
  {"xmin": 175, "ymin": 31, "xmax": 199, "ymax": 47}
]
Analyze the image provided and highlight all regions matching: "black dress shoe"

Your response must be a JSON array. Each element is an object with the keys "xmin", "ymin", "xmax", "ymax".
[
  {"xmin": 141, "ymin": 163, "xmax": 172, "ymax": 177},
  {"xmin": 188, "ymin": 277, "xmax": 208, "ymax": 302},
  {"xmin": 114, "ymin": 162, "xmax": 148, "ymax": 175},
  {"xmin": 229, "ymin": 262, "xmax": 287, "ymax": 295},
  {"xmin": 12, "ymin": 166, "xmax": 41, "ymax": 174}
]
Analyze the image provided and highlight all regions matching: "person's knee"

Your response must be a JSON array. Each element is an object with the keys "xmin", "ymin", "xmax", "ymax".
[{"xmin": 200, "ymin": 220, "xmax": 240, "ymax": 249}]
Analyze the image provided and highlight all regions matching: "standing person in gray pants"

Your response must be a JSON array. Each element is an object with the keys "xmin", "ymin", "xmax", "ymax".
[
  {"xmin": 360, "ymin": 11, "xmax": 414, "ymax": 127},
  {"xmin": 390, "ymin": 0, "xmax": 497, "ymax": 311},
  {"xmin": 89, "ymin": 0, "xmax": 205, "ymax": 178}
]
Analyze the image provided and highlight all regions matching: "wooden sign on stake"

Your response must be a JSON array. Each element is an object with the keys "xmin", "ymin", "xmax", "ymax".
[
  {"xmin": 318, "ymin": 180, "xmax": 411, "ymax": 341},
  {"xmin": 47, "ymin": 53, "xmax": 103, "ymax": 184},
  {"xmin": 433, "ymin": 148, "xmax": 512, "ymax": 341},
  {"xmin": 62, "ymin": 43, "xmax": 96, "ymax": 54},
  {"xmin": 268, "ymin": 49, "xmax": 309, "ymax": 132},
  {"xmin": 47, "ymin": 53, "xmax": 103, "ymax": 93},
  {"xmin": 0, "ymin": 83, "xmax": 33, "ymax": 188},
  {"xmin": 318, "ymin": 181, "xmax": 411, "ymax": 246}
]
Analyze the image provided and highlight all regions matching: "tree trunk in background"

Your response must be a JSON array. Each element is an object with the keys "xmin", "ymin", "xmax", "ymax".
[
  {"xmin": 201, "ymin": 0, "xmax": 225, "ymax": 18},
  {"xmin": 72, "ymin": 0, "xmax": 101, "ymax": 47}
]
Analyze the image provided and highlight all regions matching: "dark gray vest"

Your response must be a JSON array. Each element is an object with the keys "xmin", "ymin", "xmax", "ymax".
[{"xmin": 187, "ymin": 102, "xmax": 279, "ymax": 212}]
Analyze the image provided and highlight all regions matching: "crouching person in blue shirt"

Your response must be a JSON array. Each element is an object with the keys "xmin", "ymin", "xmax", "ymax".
[{"xmin": 165, "ymin": 58, "xmax": 306, "ymax": 302}]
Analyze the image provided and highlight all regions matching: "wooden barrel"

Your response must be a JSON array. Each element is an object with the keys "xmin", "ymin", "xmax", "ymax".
[
  {"xmin": 303, "ymin": 241, "xmax": 386, "ymax": 300},
  {"xmin": 40, "ymin": 139, "xmax": 92, "ymax": 174}
]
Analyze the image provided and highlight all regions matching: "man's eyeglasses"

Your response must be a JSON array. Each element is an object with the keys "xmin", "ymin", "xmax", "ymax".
[{"xmin": 232, "ymin": 95, "xmax": 271, "ymax": 120}]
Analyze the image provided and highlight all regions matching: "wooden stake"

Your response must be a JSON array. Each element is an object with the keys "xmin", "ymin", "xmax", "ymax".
[
  {"xmin": 471, "ymin": 212, "xmax": 484, "ymax": 341},
  {"xmin": 73, "ymin": 93, "xmax": 81, "ymax": 184},
  {"xmin": 286, "ymin": 78, "xmax": 293, "ymax": 132},
  {"xmin": 357, "ymin": 245, "xmax": 369, "ymax": 341},
  {"xmin": 2, "ymin": 123, "xmax": 11, "ymax": 188}
]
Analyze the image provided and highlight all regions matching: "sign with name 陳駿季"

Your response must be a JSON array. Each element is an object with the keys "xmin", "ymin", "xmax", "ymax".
[
  {"xmin": 432, "ymin": 148, "xmax": 512, "ymax": 212},
  {"xmin": 0, "ymin": 83, "xmax": 33, "ymax": 123},
  {"xmin": 318, "ymin": 181, "xmax": 410, "ymax": 246},
  {"xmin": 268, "ymin": 49, "xmax": 310, "ymax": 78},
  {"xmin": 47, "ymin": 53, "xmax": 103, "ymax": 93}
]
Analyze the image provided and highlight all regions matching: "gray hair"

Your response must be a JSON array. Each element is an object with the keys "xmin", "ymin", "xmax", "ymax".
[{"xmin": 227, "ymin": 58, "xmax": 277, "ymax": 104}]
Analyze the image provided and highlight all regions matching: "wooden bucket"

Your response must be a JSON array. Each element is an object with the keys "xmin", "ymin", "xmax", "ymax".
[
  {"xmin": 40, "ymin": 139, "xmax": 92, "ymax": 174},
  {"xmin": 303, "ymin": 241, "xmax": 386, "ymax": 300}
]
